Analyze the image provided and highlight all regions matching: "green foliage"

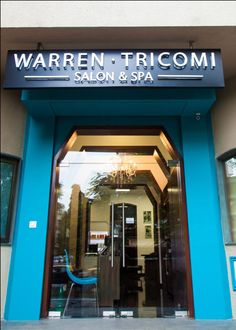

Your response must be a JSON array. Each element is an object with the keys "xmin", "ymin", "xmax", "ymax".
[{"xmin": 85, "ymin": 172, "xmax": 108, "ymax": 200}]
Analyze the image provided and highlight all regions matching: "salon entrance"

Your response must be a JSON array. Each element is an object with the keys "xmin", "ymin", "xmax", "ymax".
[{"xmin": 48, "ymin": 129, "xmax": 190, "ymax": 318}]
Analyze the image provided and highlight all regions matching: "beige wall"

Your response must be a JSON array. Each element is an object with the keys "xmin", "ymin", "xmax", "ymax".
[
  {"xmin": 0, "ymin": 247, "xmax": 12, "ymax": 319},
  {"xmin": 1, "ymin": 45, "xmax": 26, "ymax": 318},
  {"xmin": 2, "ymin": 1, "xmax": 236, "ymax": 28},
  {"xmin": 1, "ymin": 89, "xmax": 26, "ymax": 156},
  {"xmin": 1, "ymin": 32, "xmax": 27, "ymax": 156},
  {"xmin": 211, "ymin": 76, "xmax": 236, "ymax": 158},
  {"xmin": 90, "ymin": 189, "xmax": 155, "ymax": 264}
]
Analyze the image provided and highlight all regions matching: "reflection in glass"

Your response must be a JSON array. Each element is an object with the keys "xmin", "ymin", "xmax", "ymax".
[
  {"xmin": 0, "ymin": 157, "xmax": 18, "ymax": 243},
  {"xmin": 224, "ymin": 157, "xmax": 236, "ymax": 242},
  {"xmin": 48, "ymin": 134, "xmax": 188, "ymax": 318}
]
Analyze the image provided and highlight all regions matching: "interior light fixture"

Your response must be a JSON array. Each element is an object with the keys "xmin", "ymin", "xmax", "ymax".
[
  {"xmin": 109, "ymin": 155, "xmax": 137, "ymax": 186},
  {"xmin": 59, "ymin": 162, "xmax": 70, "ymax": 167},
  {"xmin": 115, "ymin": 188, "xmax": 130, "ymax": 192}
]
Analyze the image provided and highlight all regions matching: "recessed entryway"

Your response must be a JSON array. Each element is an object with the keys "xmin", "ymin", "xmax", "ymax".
[{"xmin": 45, "ymin": 128, "xmax": 192, "ymax": 319}]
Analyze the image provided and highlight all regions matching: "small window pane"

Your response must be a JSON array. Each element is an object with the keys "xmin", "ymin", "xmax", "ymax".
[
  {"xmin": 0, "ymin": 157, "xmax": 18, "ymax": 243},
  {"xmin": 224, "ymin": 157, "xmax": 236, "ymax": 243}
]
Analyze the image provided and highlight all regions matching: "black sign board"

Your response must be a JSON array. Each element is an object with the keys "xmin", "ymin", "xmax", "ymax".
[{"xmin": 4, "ymin": 49, "xmax": 224, "ymax": 88}]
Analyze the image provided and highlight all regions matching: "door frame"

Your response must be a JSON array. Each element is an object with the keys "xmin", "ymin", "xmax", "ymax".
[{"xmin": 40, "ymin": 126, "xmax": 194, "ymax": 318}]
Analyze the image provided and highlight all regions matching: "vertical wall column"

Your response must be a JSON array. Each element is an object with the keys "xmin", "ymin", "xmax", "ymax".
[
  {"xmin": 181, "ymin": 115, "xmax": 232, "ymax": 319},
  {"xmin": 5, "ymin": 115, "xmax": 55, "ymax": 320}
]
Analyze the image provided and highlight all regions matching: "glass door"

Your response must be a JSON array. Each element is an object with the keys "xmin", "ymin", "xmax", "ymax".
[
  {"xmin": 114, "ymin": 203, "xmax": 138, "ymax": 317},
  {"xmin": 48, "ymin": 132, "xmax": 189, "ymax": 318},
  {"xmin": 99, "ymin": 201, "xmax": 139, "ymax": 318},
  {"xmin": 90, "ymin": 184, "xmax": 160, "ymax": 318}
]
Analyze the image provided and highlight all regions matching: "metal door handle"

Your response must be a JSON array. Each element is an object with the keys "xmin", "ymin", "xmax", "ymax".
[
  {"xmin": 163, "ymin": 255, "xmax": 169, "ymax": 275},
  {"xmin": 111, "ymin": 203, "xmax": 114, "ymax": 268},
  {"xmin": 122, "ymin": 203, "xmax": 125, "ymax": 267}
]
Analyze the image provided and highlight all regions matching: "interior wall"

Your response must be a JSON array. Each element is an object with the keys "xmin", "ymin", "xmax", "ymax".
[
  {"xmin": 90, "ymin": 190, "xmax": 155, "ymax": 267},
  {"xmin": 90, "ymin": 195, "xmax": 110, "ymax": 232}
]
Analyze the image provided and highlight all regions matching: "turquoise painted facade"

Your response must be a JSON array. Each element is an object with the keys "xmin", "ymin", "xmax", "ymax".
[{"xmin": 4, "ymin": 88, "xmax": 232, "ymax": 320}]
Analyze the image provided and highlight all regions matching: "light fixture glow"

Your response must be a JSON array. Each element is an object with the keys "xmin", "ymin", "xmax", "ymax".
[
  {"xmin": 109, "ymin": 155, "xmax": 137, "ymax": 186},
  {"xmin": 115, "ymin": 188, "xmax": 130, "ymax": 192}
]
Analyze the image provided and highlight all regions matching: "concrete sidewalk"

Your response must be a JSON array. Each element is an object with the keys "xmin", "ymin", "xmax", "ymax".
[{"xmin": 1, "ymin": 318, "xmax": 236, "ymax": 330}]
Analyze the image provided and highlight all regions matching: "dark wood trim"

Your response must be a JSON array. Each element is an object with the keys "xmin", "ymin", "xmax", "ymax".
[
  {"xmin": 40, "ymin": 159, "xmax": 58, "ymax": 317},
  {"xmin": 180, "ymin": 160, "xmax": 195, "ymax": 318},
  {"xmin": 76, "ymin": 127, "xmax": 162, "ymax": 136},
  {"xmin": 80, "ymin": 145, "xmax": 156, "ymax": 154},
  {"xmin": 41, "ymin": 126, "xmax": 194, "ymax": 319},
  {"xmin": 153, "ymin": 147, "xmax": 170, "ymax": 178},
  {"xmin": 159, "ymin": 130, "xmax": 178, "ymax": 160},
  {"xmin": 57, "ymin": 130, "xmax": 78, "ymax": 163},
  {"xmin": 217, "ymin": 148, "xmax": 236, "ymax": 161}
]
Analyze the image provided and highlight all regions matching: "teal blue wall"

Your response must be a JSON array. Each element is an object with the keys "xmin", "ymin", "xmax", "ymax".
[
  {"xmin": 181, "ymin": 114, "xmax": 232, "ymax": 319},
  {"xmin": 4, "ymin": 88, "xmax": 232, "ymax": 320},
  {"xmin": 5, "ymin": 115, "xmax": 55, "ymax": 320}
]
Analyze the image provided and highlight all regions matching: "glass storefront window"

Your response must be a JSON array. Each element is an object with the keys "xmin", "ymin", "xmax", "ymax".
[
  {"xmin": 0, "ymin": 155, "xmax": 19, "ymax": 244},
  {"xmin": 48, "ymin": 131, "xmax": 189, "ymax": 318},
  {"xmin": 224, "ymin": 156, "xmax": 236, "ymax": 243}
]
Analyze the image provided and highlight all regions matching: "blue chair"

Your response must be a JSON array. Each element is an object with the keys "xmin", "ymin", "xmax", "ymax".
[{"xmin": 63, "ymin": 249, "xmax": 98, "ymax": 317}]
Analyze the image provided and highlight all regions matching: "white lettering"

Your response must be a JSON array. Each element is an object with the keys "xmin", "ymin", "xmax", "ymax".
[
  {"xmin": 158, "ymin": 52, "xmax": 171, "ymax": 69},
  {"xmin": 173, "ymin": 52, "xmax": 188, "ymax": 69},
  {"xmin": 74, "ymin": 71, "xmax": 114, "ymax": 83},
  {"xmin": 82, "ymin": 72, "xmax": 90, "ymax": 81},
  {"xmin": 91, "ymin": 52, "xmax": 104, "ymax": 69},
  {"xmin": 121, "ymin": 52, "xmax": 133, "ymax": 68},
  {"xmin": 191, "ymin": 52, "xmax": 208, "ymax": 69},
  {"xmin": 106, "ymin": 71, "xmax": 115, "ymax": 82},
  {"xmin": 32, "ymin": 53, "xmax": 46, "ymax": 70},
  {"xmin": 150, "ymin": 52, "xmax": 154, "ymax": 68},
  {"xmin": 210, "ymin": 52, "xmax": 216, "ymax": 69},
  {"xmin": 130, "ymin": 71, "xmax": 153, "ymax": 83},
  {"xmin": 78, "ymin": 53, "xmax": 88, "ymax": 69},
  {"xmin": 14, "ymin": 53, "xmax": 33, "ymax": 70},
  {"xmin": 49, "ymin": 53, "xmax": 60, "ymax": 69},
  {"xmin": 96, "ymin": 72, "xmax": 106, "ymax": 81},
  {"xmin": 136, "ymin": 52, "xmax": 147, "ymax": 69},
  {"xmin": 144, "ymin": 72, "xmax": 153, "ymax": 82},
  {"xmin": 63, "ymin": 53, "xmax": 74, "ymax": 69},
  {"xmin": 74, "ymin": 71, "xmax": 81, "ymax": 82},
  {"xmin": 138, "ymin": 72, "xmax": 145, "ymax": 80},
  {"xmin": 131, "ymin": 72, "xmax": 138, "ymax": 82}
]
